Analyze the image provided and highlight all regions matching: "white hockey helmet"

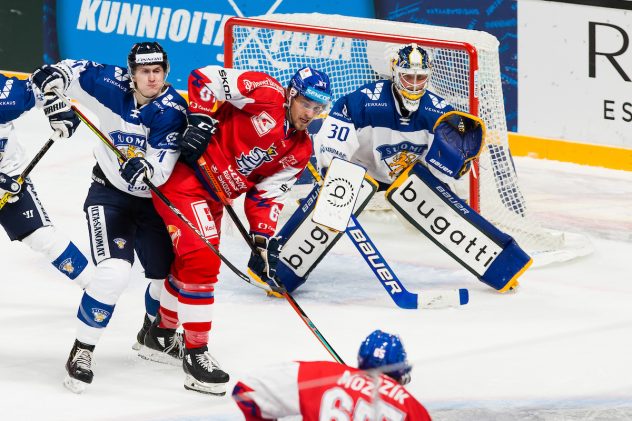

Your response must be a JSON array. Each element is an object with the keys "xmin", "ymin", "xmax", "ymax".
[{"xmin": 391, "ymin": 43, "xmax": 432, "ymax": 113}]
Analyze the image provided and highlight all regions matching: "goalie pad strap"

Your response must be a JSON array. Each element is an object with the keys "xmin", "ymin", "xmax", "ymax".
[{"xmin": 386, "ymin": 162, "xmax": 532, "ymax": 291}]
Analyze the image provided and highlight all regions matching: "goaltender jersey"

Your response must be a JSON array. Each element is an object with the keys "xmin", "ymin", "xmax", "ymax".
[{"xmin": 315, "ymin": 79, "xmax": 454, "ymax": 188}]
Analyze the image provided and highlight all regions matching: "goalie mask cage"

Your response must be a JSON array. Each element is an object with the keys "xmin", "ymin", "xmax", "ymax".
[{"xmin": 224, "ymin": 13, "xmax": 586, "ymax": 260}]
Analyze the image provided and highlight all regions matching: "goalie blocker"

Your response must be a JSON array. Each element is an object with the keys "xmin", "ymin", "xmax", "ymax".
[{"xmin": 386, "ymin": 162, "xmax": 532, "ymax": 292}]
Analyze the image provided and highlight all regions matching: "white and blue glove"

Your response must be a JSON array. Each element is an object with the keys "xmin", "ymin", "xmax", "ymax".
[
  {"xmin": 120, "ymin": 157, "xmax": 154, "ymax": 186},
  {"xmin": 42, "ymin": 94, "xmax": 80, "ymax": 138},
  {"xmin": 31, "ymin": 63, "xmax": 72, "ymax": 95}
]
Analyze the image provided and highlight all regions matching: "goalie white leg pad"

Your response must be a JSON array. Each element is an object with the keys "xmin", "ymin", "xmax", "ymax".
[
  {"xmin": 276, "ymin": 177, "xmax": 378, "ymax": 292},
  {"xmin": 386, "ymin": 162, "xmax": 532, "ymax": 292}
]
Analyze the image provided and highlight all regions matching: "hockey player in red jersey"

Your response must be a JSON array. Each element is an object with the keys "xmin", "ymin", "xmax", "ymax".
[
  {"xmin": 139, "ymin": 65, "xmax": 332, "ymax": 395},
  {"xmin": 232, "ymin": 329, "xmax": 432, "ymax": 420}
]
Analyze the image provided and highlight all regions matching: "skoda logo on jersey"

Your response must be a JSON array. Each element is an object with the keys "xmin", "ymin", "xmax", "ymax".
[
  {"xmin": 110, "ymin": 130, "xmax": 147, "ymax": 150},
  {"xmin": 236, "ymin": 145, "xmax": 278, "ymax": 176},
  {"xmin": 361, "ymin": 82, "xmax": 384, "ymax": 101}
]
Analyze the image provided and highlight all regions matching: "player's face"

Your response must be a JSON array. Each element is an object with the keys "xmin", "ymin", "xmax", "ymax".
[
  {"xmin": 133, "ymin": 64, "xmax": 165, "ymax": 100},
  {"xmin": 289, "ymin": 95, "xmax": 326, "ymax": 131}
]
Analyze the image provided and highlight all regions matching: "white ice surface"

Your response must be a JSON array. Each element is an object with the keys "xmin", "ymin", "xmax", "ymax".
[{"xmin": 1, "ymin": 109, "xmax": 631, "ymax": 420}]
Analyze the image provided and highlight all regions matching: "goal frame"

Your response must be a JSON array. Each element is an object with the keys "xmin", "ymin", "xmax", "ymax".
[{"xmin": 223, "ymin": 16, "xmax": 482, "ymax": 211}]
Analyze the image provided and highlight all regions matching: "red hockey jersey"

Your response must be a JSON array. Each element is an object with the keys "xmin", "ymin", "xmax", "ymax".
[
  {"xmin": 233, "ymin": 361, "xmax": 432, "ymax": 420},
  {"xmin": 188, "ymin": 66, "xmax": 313, "ymax": 237}
]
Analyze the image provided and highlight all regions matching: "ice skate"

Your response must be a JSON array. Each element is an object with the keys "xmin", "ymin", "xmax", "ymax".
[
  {"xmin": 131, "ymin": 313, "xmax": 151, "ymax": 351},
  {"xmin": 63, "ymin": 339, "xmax": 95, "ymax": 394},
  {"xmin": 138, "ymin": 317, "xmax": 184, "ymax": 366},
  {"xmin": 183, "ymin": 346, "xmax": 229, "ymax": 395}
]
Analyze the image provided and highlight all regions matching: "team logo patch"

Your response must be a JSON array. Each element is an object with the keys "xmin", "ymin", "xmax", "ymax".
[
  {"xmin": 92, "ymin": 308, "xmax": 110, "ymax": 323},
  {"xmin": 376, "ymin": 142, "xmax": 427, "ymax": 178},
  {"xmin": 110, "ymin": 131, "xmax": 147, "ymax": 159},
  {"xmin": 251, "ymin": 111, "xmax": 276, "ymax": 137},
  {"xmin": 167, "ymin": 225, "xmax": 182, "ymax": 249},
  {"xmin": 236, "ymin": 145, "xmax": 277, "ymax": 176},
  {"xmin": 58, "ymin": 258, "xmax": 75, "ymax": 275},
  {"xmin": 113, "ymin": 238, "xmax": 127, "ymax": 249}
]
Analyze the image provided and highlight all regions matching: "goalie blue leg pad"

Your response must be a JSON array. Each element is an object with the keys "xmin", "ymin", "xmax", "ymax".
[
  {"xmin": 386, "ymin": 162, "xmax": 532, "ymax": 292},
  {"xmin": 276, "ymin": 178, "xmax": 378, "ymax": 293}
]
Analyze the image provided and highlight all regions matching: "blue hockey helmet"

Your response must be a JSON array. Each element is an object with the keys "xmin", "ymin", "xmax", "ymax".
[
  {"xmin": 391, "ymin": 43, "xmax": 432, "ymax": 112},
  {"xmin": 357, "ymin": 330, "xmax": 412, "ymax": 385},
  {"xmin": 288, "ymin": 66, "xmax": 332, "ymax": 110}
]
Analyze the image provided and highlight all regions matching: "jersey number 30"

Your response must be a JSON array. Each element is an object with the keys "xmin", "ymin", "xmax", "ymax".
[{"xmin": 328, "ymin": 124, "xmax": 350, "ymax": 142}]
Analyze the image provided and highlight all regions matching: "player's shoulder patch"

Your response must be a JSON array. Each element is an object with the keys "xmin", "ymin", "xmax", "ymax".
[{"xmin": 420, "ymin": 90, "xmax": 452, "ymax": 115}]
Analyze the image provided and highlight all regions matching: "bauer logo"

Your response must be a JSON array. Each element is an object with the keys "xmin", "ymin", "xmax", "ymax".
[{"xmin": 389, "ymin": 169, "xmax": 502, "ymax": 276}]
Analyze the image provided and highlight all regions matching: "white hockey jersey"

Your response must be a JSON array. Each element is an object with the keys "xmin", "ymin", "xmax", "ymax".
[
  {"xmin": 59, "ymin": 59, "xmax": 187, "ymax": 198},
  {"xmin": 314, "ymin": 79, "xmax": 454, "ymax": 188},
  {"xmin": 0, "ymin": 75, "xmax": 36, "ymax": 176}
]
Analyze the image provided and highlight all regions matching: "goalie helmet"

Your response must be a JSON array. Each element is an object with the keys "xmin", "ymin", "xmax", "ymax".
[
  {"xmin": 288, "ymin": 66, "xmax": 333, "ymax": 112},
  {"xmin": 127, "ymin": 41, "xmax": 170, "ymax": 76},
  {"xmin": 391, "ymin": 43, "xmax": 432, "ymax": 113},
  {"xmin": 357, "ymin": 330, "xmax": 412, "ymax": 385}
]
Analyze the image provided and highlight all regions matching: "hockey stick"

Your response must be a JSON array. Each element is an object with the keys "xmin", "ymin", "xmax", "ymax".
[
  {"xmin": 52, "ymin": 89, "xmax": 276, "ymax": 294},
  {"xmin": 0, "ymin": 131, "xmax": 61, "ymax": 210},
  {"xmin": 196, "ymin": 158, "xmax": 344, "ymax": 364},
  {"xmin": 307, "ymin": 162, "xmax": 468, "ymax": 310}
]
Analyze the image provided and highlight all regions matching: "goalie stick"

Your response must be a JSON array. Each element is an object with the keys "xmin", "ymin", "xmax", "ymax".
[
  {"xmin": 196, "ymin": 158, "xmax": 344, "ymax": 364},
  {"xmin": 307, "ymin": 162, "xmax": 468, "ymax": 310},
  {"xmin": 52, "ymin": 89, "xmax": 278, "ymax": 295},
  {"xmin": 0, "ymin": 131, "xmax": 61, "ymax": 210}
]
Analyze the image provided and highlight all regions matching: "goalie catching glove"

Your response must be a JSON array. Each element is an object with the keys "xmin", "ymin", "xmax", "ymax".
[
  {"xmin": 247, "ymin": 234, "xmax": 284, "ymax": 298},
  {"xmin": 424, "ymin": 111, "xmax": 485, "ymax": 179}
]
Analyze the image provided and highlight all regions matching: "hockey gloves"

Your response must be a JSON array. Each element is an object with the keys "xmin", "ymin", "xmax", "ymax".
[
  {"xmin": 247, "ymin": 234, "xmax": 283, "ymax": 297},
  {"xmin": 42, "ymin": 94, "xmax": 80, "ymax": 138},
  {"xmin": 425, "ymin": 111, "xmax": 485, "ymax": 180},
  {"xmin": 120, "ymin": 157, "xmax": 154, "ymax": 186},
  {"xmin": 0, "ymin": 172, "xmax": 22, "ymax": 204},
  {"xmin": 31, "ymin": 63, "xmax": 73, "ymax": 95},
  {"xmin": 179, "ymin": 113, "xmax": 218, "ymax": 168}
]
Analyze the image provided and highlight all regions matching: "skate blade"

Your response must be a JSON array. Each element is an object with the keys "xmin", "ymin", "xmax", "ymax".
[
  {"xmin": 138, "ymin": 345, "xmax": 181, "ymax": 367},
  {"xmin": 183, "ymin": 374, "xmax": 227, "ymax": 396},
  {"xmin": 63, "ymin": 375, "xmax": 88, "ymax": 394},
  {"xmin": 131, "ymin": 341, "xmax": 142, "ymax": 351}
]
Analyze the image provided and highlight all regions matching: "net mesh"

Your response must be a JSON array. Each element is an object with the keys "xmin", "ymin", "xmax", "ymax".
[{"xmin": 225, "ymin": 13, "xmax": 565, "ymax": 253}]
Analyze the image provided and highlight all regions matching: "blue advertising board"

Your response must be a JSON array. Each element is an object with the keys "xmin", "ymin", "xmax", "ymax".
[
  {"xmin": 374, "ymin": 0, "xmax": 518, "ymax": 131},
  {"xmin": 54, "ymin": 0, "xmax": 375, "ymax": 90}
]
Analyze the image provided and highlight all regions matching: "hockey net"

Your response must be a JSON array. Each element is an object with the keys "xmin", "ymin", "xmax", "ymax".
[{"xmin": 224, "ymin": 13, "xmax": 588, "ymax": 262}]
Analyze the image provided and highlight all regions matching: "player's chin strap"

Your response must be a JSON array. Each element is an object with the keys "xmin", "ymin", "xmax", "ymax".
[
  {"xmin": 306, "ymin": 162, "xmax": 468, "ymax": 310},
  {"xmin": 0, "ymin": 131, "xmax": 62, "ymax": 210},
  {"xmin": 196, "ymin": 158, "xmax": 345, "ymax": 365},
  {"xmin": 50, "ymin": 88, "xmax": 272, "ymax": 294}
]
